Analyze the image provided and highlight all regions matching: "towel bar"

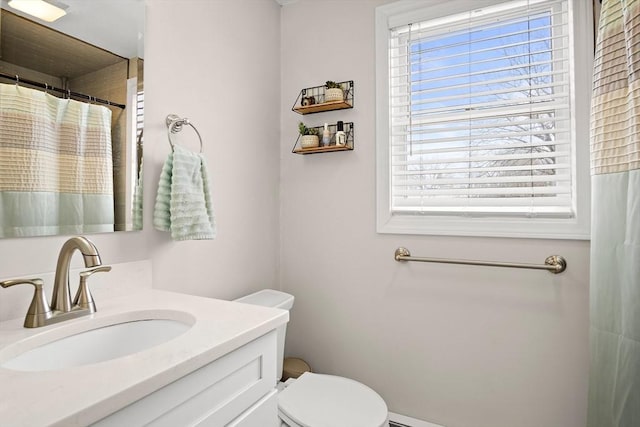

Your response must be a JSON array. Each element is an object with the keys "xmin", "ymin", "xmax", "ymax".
[{"xmin": 394, "ymin": 247, "xmax": 566, "ymax": 274}]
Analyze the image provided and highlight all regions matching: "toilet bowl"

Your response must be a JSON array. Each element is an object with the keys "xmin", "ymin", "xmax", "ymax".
[
  {"xmin": 278, "ymin": 372, "xmax": 388, "ymax": 427},
  {"xmin": 235, "ymin": 289, "xmax": 388, "ymax": 427}
]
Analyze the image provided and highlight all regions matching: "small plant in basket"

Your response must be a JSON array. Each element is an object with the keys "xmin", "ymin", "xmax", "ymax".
[
  {"xmin": 298, "ymin": 122, "xmax": 320, "ymax": 149},
  {"xmin": 324, "ymin": 81, "xmax": 344, "ymax": 102}
]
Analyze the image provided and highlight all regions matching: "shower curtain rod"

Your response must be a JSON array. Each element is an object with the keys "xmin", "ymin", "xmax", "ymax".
[{"xmin": 0, "ymin": 72, "xmax": 126, "ymax": 109}]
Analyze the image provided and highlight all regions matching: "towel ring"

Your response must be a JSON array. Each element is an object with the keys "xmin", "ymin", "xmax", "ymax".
[{"xmin": 166, "ymin": 114, "xmax": 203, "ymax": 153}]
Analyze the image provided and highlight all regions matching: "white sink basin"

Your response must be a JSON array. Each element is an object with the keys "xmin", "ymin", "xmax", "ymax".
[{"xmin": 0, "ymin": 310, "xmax": 194, "ymax": 372}]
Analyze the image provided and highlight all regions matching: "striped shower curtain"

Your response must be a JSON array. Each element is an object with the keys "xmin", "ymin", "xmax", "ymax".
[
  {"xmin": 589, "ymin": 0, "xmax": 640, "ymax": 425},
  {"xmin": 0, "ymin": 83, "xmax": 114, "ymax": 237}
]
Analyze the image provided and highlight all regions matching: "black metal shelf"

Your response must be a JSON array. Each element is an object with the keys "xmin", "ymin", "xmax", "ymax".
[
  {"xmin": 292, "ymin": 81, "xmax": 354, "ymax": 115},
  {"xmin": 292, "ymin": 122, "xmax": 354, "ymax": 155}
]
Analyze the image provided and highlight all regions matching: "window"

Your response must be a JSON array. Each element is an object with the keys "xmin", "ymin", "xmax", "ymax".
[{"xmin": 375, "ymin": 0, "xmax": 592, "ymax": 239}]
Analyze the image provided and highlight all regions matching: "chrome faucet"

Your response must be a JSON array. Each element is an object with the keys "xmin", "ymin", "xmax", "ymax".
[{"xmin": 0, "ymin": 236, "xmax": 111, "ymax": 328}]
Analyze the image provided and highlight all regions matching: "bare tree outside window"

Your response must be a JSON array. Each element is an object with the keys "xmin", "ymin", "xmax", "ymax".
[{"xmin": 391, "ymin": 4, "xmax": 571, "ymax": 214}]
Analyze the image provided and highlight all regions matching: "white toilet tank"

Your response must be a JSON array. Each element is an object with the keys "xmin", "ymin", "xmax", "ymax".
[{"xmin": 234, "ymin": 289, "xmax": 294, "ymax": 381}]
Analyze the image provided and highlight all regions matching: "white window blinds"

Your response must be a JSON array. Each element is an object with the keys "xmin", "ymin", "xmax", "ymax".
[{"xmin": 388, "ymin": 0, "xmax": 573, "ymax": 218}]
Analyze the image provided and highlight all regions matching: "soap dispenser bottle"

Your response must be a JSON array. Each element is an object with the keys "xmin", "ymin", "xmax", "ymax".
[
  {"xmin": 335, "ymin": 121, "xmax": 346, "ymax": 146},
  {"xmin": 322, "ymin": 123, "xmax": 331, "ymax": 146}
]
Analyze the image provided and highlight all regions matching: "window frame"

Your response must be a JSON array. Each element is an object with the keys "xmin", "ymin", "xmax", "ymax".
[{"xmin": 375, "ymin": 0, "xmax": 593, "ymax": 240}]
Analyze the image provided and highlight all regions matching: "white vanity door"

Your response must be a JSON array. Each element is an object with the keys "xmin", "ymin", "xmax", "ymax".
[
  {"xmin": 92, "ymin": 330, "xmax": 278, "ymax": 426},
  {"xmin": 225, "ymin": 389, "xmax": 278, "ymax": 427}
]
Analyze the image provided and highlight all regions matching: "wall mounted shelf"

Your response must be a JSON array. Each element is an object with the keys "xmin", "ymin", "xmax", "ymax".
[
  {"xmin": 292, "ymin": 122, "xmax": 354, "ymax": 155},
  {"xmin": 292, "ymin": 145, "xmax": 353, "ymax": 155},
  {"xmin": 292, "ymin": 81, "xmax": 354, "ymax": 115}
]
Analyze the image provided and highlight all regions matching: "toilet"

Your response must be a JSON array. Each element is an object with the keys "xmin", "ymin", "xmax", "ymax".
[{"xmin": 235, "ymin": 289, "xmax": 388, "ymax": 427}]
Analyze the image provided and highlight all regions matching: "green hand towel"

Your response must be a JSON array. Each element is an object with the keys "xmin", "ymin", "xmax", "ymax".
[{"xmin": 153, "ymin": 145, "xmax": 216, "ymax": 240}]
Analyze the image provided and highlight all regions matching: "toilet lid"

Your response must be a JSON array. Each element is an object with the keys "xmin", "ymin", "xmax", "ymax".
[{"xmin": 278, "ymin": 372, "xmax": 388, "ymax": 427}]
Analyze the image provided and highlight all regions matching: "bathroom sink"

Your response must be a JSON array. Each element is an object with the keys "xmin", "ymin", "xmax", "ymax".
[{"xmin": 0, "ymin": 310, "xmax": 194, "ymax": 372}]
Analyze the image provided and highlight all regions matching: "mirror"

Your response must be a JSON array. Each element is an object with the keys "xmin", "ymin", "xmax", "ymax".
[{"xmin": 0, "ymin": 0, "xmax": 144, "ymax": 238}]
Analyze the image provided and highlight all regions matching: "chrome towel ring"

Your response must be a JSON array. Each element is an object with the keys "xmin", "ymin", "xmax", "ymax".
[{"xmin": 165, "ymin": 114, "xmax": 203, "ymax": 153}]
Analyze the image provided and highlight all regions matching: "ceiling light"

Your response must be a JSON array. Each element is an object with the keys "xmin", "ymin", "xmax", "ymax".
[{"xmin": 8, "ymin": 0, "xmax": 68, "ymax": 23}]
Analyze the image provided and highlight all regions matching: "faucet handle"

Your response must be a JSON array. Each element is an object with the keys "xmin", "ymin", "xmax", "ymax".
[
  {"xmin": 0, "ymin": 278, "xmax": 53, "ymax": 328},
  {"xmin": 80, "ymin": 266, "xmax": 112, "ymax": 277},
  {"xmin": 73, "ymin": 266, "xmax": 112, "ymax": 313}
]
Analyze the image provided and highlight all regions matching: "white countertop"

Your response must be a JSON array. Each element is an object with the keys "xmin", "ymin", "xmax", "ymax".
[{"xmin": 0, "ymin": 289, "xmax": 289, "ymax": 426}]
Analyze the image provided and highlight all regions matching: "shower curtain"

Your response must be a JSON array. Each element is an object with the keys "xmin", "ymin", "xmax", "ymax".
[
  {"xmin": 0, "ymin": 83, "xmax": 114, "ymax": 237},
  {"xmin": 589, "ymin": 0, "xmax": 640, "ymax": 425}
]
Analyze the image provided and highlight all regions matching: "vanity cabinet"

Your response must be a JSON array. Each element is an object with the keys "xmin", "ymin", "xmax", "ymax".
[{"xmin": 92, "ymin": 331, "xmax": 279, "ymax": 427}]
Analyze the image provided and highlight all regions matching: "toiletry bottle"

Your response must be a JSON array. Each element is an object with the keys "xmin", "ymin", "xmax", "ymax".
[
  {"xmin": 336, "ymin": 121, "xmax": 346, "ymax": 146},
  {"xmin": 322, "ymin": 123, "xmax": 331, "ymax": 146}
]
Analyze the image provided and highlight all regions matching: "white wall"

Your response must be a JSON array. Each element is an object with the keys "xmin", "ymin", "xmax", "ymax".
[
  {"xmin": 279, "ymin": 1, "xmax": 590, "ymax": 427},
  {"xmin": 144, "ymin": 0, "xmax": 282, "ymax": 300}
]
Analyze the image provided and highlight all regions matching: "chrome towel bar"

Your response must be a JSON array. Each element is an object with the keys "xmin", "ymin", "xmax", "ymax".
[{"xmin": 394, "ymin": 247, "xmax": 567, "ymax": 274}]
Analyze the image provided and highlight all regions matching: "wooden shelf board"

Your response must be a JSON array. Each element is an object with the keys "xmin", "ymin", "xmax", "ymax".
[
  {"xmin": 293, "ymin": 145, "xmax": 353, "ymax": 155},
  {"xmin": 293, "ymin": 101, "xmax": 353, "ymax": 115}
]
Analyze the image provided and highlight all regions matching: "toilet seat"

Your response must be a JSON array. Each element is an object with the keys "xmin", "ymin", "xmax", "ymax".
[{"xmin": 278, "ymin": 372, "xmax": 388, "ymax": 427}]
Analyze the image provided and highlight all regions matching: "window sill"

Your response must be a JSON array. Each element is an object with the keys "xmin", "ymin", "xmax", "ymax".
[{"xmin": 377, "ymin": 213, "xmax": 590, "ymax": 240}]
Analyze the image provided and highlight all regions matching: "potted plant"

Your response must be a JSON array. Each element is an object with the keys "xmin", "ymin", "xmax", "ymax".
[
  {"xmin": 324, "ymin": 81, "xmax": 344, "ymax": 102},
  {"xmin": 299, "ymin": 122, "xmax": 320, "ymax": 148}
]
